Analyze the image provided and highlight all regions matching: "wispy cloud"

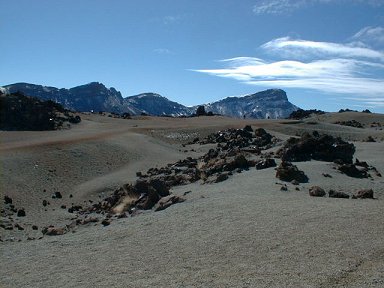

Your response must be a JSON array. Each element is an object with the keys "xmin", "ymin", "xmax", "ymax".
[
  {"xmin": 351, "ymin": 26, "xmax": 384, "ymax": 47},
  {"xmin": 193, "ymin": 30, "xmax": 384, "ymax": 107},
  {"xmin": 163, "ymin": 15, "xmax": 182, "ymax": 25},
  {"xmin": 253, "ymin": 0, "xmax": 307, "ymax": 15},
  {"xmin": 253, "ymin": 0, "xmax": 384, "ymax": 15},
  {"xmin": 153, "ymin": 48, "xmax": 173, "ymax": 55},
  {"xmin": 261, "ymin": 37, "xmax": 384, "ymax": 61}
]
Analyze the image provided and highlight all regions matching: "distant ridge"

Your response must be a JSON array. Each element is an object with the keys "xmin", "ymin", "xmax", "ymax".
[{"xmin": 2, "ymin": 82, "xmax": 298, "ymax": 119}]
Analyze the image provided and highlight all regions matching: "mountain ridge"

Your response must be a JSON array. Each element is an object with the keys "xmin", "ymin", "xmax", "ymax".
[{"xmin": 2, "ymin": 82, "xmax": 298, "ymax": 119}]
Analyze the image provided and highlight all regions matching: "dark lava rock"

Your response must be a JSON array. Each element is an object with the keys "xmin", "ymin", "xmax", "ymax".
[
  {"xmin": 278, "ymin": 134, "xmax": 355, "ymax": 164},
  {"xmin": 253, "ymin": 128, "xmax": 273, "ymax": 147},
  {"xmin": 276, "ymin": 161, "xmax": 308, "ymax": 183},
  {"xmin": 32, "ymin": 225, "xmax": 38, "ymax": 230},
  {"xmin": 338, "ymin": 164, "xmax": 368, "ymax": 178},
  {"xmin": 101, "ymin": 219, "xmax": 111, "ymax": 226},
  {"xmin": 17, "ymin": 209, "xmax": 26, "ymax": 217},
  {"xmin": 255, "ymin": 158, "xmax": 276, "ymax": 170},
  {"xmin": 4, "ymin": 195, "xmax": 13, "ymax": 204},
  {"xmin": 68, "ymin": 205, "xmax": 83, "ymax": 213},
  {"xmin": 309, "ymin": 186, "xmax": 326, "ymax": 197},
  {"xmin": 334, "ymin": 120, "xmax": 364, "ymax": 128},
  {"xmin": 154, "ymin": 195, "xmax": 185, "ymax": 212},
  {"xmin": 243, "ymin": 125, "xmax": 253, "ymax": 132},
  {"xmin": 352, "ymin": 189, "xmax": 374, "ymax": 199},
  {"xmin": 1, "ymin": 221, "xmax": 14, "ymax": 230},
  {"xmin": 15, "ymin": 223, "xmax": 24, "ymax": 230},
  {"xmin": 328, "ymin": 190, "xmax": 350, "ymax": 199},
  {"xmin": 42, "ymin": 200, "xmax": 48, "ymax": 207},
  {"xmin": 52, "ymin": 191, "xmax": 62, "ymax": 199},
  {"xmin": 214, "ymin": 173, "xmax": 229, "ymax": 183}
]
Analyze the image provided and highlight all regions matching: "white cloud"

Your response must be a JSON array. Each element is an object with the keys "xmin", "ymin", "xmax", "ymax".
[
  {"xmin": 253, "ymin": 0, "xmax": 307, "ymax": 15},
  {"xmin": 262, "ymin": 37, "xmax": 384, "ymax": 61},
  {"xmin": 193, "ymin": 33, "xmax": 384, "ymax": 107},
  {"xmin": 351, "ymin": 26, "xmax": 384, "ymax": 47},
  {"xmin": 253, "ymin": 0, "xmax": 384, "ymax": 15}
]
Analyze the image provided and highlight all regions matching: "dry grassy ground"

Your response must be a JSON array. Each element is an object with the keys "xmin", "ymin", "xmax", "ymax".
[{"xmin": 1, "ymin": 112, "xmax": 384, "ymax": 287}]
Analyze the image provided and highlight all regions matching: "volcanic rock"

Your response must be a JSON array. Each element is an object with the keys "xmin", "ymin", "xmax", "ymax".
[
  {"xmin": 278, "ymin": 134, "xmax": 355, "ymax": 163},
  {"xmin": 352, "ymin": 189, "xmax": 374, "ymax": 199},
  {"xmin": 276, "ymin": 161, "xmax": 308, "ymax": 183},
  {"xmin": 4, "ymin": 196, "xmax": 12, "ymax": 204},
  {"xmin": 337, "ymin": 164, "xmax": 368, "ymax": 178},
  {"xmin": 328, "ymin": 190, "xmax": 350, "ymax": 199},
  {"xmin": 309, "ymin": 186, "xmax": 326, "ymax": 197},
  {"xmin": 255, "ymin": 158, "xmax": 276, "ymax": 170},
  {"xmin": 154, "ymin": 195, "xmax": 185, "ymax": 212},
  {"xmin": 42, "ymin": 226, "xmax": 67, "ymax": 236},
  {"xmin": 17, "ymin": 209, "xmax": 26, "ymax": 217}
]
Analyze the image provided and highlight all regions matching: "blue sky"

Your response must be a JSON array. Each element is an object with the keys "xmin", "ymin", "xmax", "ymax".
[{"xmin": 1, "ymin": 0, "xmax": 384, "ymax": 112}]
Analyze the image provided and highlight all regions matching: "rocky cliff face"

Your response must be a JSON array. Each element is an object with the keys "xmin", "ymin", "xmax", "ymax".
[
  {"xmin": 202, "ymin": 89, "xmax": 298, "ymax": 119},
  {"xmin": 125, "ymin": 93, "xmax": 193, "ymax": 116},
  {"xmin": 2, "ymin": 83, "xmax": 298, "ymax": 118}
]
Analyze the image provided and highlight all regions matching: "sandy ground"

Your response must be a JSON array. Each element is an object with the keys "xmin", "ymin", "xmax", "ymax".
[{"xmin": 1, "ymin": 113, "xmax": 384, "ymax": 287}]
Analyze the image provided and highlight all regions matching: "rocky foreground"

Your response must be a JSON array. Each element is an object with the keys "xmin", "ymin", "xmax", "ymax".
[
  {"xmin": 1, "ymin": 113, "xmax": 383, "ymax": 288},
  {"xmin": 2, "ymin": 124, "xmax": 381, "ymax": 240}
]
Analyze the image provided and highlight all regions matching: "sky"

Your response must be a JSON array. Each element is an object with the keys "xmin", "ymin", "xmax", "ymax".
[{"xmin": 1, "ymin": 0, "xmax": 384, "ymax": 112}]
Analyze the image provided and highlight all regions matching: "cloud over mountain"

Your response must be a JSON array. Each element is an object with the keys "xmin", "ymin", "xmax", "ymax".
[{"xmin": 193, "ymin": 28, "xmax": 384, "ymax": 107}]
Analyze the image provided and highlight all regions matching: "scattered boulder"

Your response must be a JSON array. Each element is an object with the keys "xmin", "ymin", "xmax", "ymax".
[
  {"xmin": 255, "ymin": 158, "xmax": 276, "ymax": 170},
  {"xmin": 52, "ymin": 191, "xmax": 62, "ymax": 199},
  {"xmin": 101, "ymin": 219, "xmax": 111, "ymax": 226},
  {"xmin": 17, "ymin": 209, "xmax": 26, "ymax": 217},
  {"xmin": 42, "ymin": 200, "xmax": 48, "ymax": 207},
  {"xmin": 309, "ymin": 186, "xmax": 326, "ymax": 197},
  {"xmin": 4, "ymin": 195, "xmax": 12, "ymax": 204},
  {"xmin": 328, "ymin": 190, "xmax": 350, "ymax": 199},
  {"xmin": 32, "ymin": 225, "xmax": 38, "ymax": 230},
  {"xmin": 214, "ymin": 173, "xmax": 229, "ymax": 183},
  {"xmin": 42, "ymin": 226, "xmax": 67, "ymax": 236},
  {"xmin": 352, "ymin": 189, "xmax": 374, "ymax": 199},
  {"xmin": 276, "ymin": 161, "xmax": 308, "ymax": 183},
  {"xmin": 154, "ymin": 195, "xmax": 185, "ymax": 212}
]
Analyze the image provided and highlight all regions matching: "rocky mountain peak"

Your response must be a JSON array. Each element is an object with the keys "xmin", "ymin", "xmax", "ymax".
[{"xmin": 2, "ymin": 82, "xmax": 299, "ymax": 118}]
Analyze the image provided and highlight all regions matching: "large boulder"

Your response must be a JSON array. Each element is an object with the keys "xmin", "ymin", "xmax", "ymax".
[
  {"xmin": 276, "ymin": 161, "xmax": 308, "ymax": 183},
  {"xmin": 352, "ymin": 189, "xmax": 374, "ymax": 199},
  {"xmin": 309, "ymin": 186, "xmax": 326, "ymax": 197},
  {"xmin": 278, "ymin": 134, "xmax": 355, "ymax": 164}
]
